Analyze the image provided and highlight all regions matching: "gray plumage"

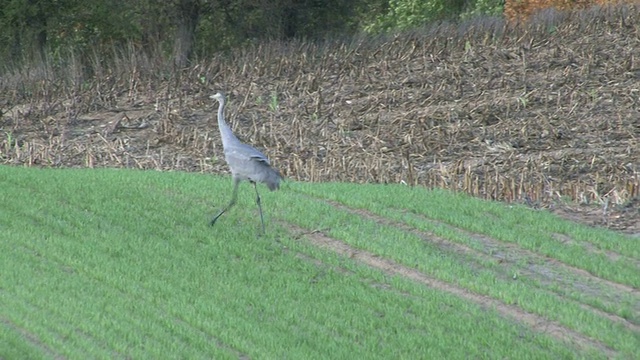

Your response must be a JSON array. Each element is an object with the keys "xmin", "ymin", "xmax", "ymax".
[{"xmin": 209, "ymin": 92, "xmax": 282, "ymax": 232}]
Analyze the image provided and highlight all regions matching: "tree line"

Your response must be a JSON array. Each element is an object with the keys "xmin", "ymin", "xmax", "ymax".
[{"xmin": 0, "ymin": 0, "xmax": 505, "ymax": 68}]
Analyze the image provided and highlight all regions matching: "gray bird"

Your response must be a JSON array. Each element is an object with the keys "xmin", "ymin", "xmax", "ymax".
[{"xmin": 209, "ymin": 92, "xmax": 282, "ymax": 233}]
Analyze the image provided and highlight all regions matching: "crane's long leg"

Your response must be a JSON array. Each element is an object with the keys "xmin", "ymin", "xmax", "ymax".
[
  {"xmin": 210, "ymin": 178, "xmax": 240, "ymax": 227},
  {"xmin": 253, "ymin": 182, "xmax": 265, "ymax": 234}
]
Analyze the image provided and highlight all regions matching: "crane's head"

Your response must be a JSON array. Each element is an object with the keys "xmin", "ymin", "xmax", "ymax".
[{"xmin": 210, "ymin": 92, "xmax": 225, "ymax": 103}]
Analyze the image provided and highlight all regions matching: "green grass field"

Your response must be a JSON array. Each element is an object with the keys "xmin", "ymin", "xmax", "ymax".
[{"xmin": 1, "ymin": 166, "xmax": 638, "ymax": 359}]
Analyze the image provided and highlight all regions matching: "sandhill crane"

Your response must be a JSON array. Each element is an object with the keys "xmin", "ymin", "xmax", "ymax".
[{"xmin": 209, "ymin": 92, "xmax": 282, "ymax": 233}]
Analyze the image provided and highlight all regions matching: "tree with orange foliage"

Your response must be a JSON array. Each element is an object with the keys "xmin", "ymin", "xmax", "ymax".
[{"xmin": 504, "ymin": 0, "xmax": 635, "ymax": 22}]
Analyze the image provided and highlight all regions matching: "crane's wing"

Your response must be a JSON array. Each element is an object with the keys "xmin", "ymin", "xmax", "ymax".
[
  {"xmin": 224, "ymin": 142, "xmax": 271, "ymax": 165},
  {"xmin": 223, "ymin": 141, "xmax": 282, "ymax": 189}
]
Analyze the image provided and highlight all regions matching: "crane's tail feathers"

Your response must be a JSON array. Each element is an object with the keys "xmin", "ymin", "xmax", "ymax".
[{"xmin": 266, "ymin": 169, "xmax": 283, "ymax": 191}]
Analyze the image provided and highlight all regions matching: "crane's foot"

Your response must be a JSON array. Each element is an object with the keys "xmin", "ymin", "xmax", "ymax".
[{"xmin": 209, "ymin": 210, "xmax": 225, "ymax": 227}]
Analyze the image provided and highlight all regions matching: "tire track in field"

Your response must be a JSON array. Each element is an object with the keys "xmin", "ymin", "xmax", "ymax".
[
  {"xmin": 456, "ymin": 230, "xmax": 640, "ymax": 332},
  {"xmin": 550, "ymin": 232, "xmax": 640, "ymax": 271},
  {"xmin": 172, "ymin": 316, "xmax": 251, "ymax": 360},
  {"xmin": 319, "ymin": 199, "xmax": 640, "ymax": 332},
  {"xmin": 0, "ymin": 316, "xmax": 66, "ymax": 360},
  {"xmin": 382, "ymin": 210, "xmax": 640, "ymax": 332},
  {"xmin": 284, "ymin": 223, "xmax": 617, "ymax": 358}
]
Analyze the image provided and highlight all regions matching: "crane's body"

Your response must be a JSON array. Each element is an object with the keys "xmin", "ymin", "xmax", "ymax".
[{"xmin": 209, "ymin": 92, "xmax": 282, "ymax": 233}]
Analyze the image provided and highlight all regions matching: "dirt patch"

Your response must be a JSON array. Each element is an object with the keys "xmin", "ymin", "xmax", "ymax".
[{"xmin": 286, "ymin": 223, "xmax": 617, "ymax": 357}]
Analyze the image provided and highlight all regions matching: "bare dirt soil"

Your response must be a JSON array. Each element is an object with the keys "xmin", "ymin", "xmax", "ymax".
[{"xmin": 1, "ymin": 5, "xmax": 639, "ymax": 234}]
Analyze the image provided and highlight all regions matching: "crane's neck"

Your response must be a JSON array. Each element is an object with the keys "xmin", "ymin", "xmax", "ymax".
[{"xmin": 217, "ymin": 98, "xmax": 238, "ymax": 148}]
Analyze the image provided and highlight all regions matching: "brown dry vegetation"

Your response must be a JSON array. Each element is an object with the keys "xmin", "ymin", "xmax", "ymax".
[{"xmin": 1, "ymin": 5, "xmax": 639, "ymax": 234}]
